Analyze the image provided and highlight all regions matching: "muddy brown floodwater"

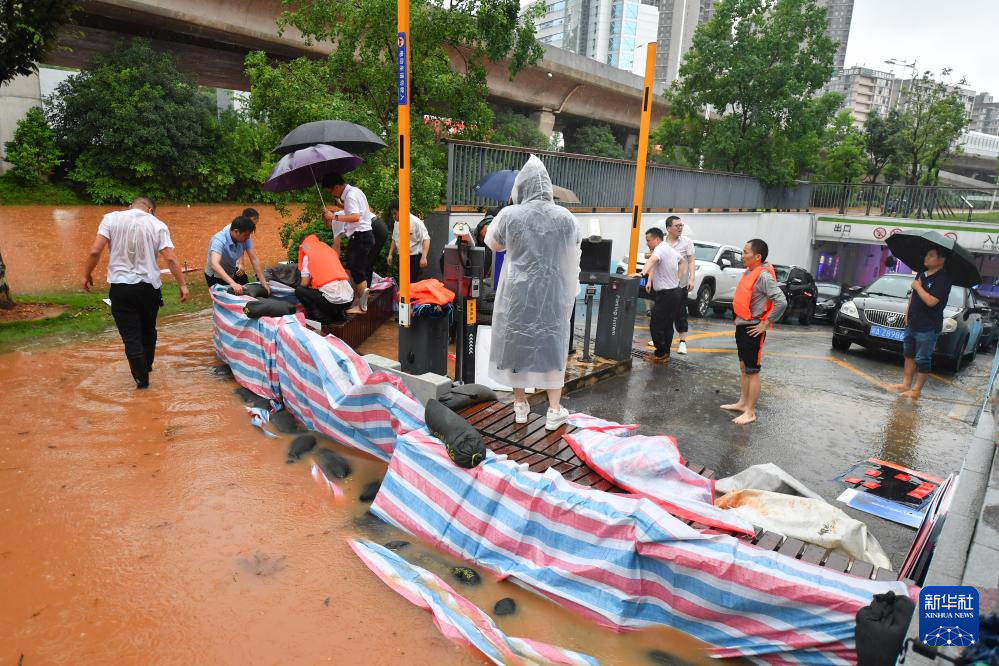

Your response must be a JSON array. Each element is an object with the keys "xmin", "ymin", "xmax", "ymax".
[
  {"xmin": 0, "ymin": 310, "xmax": 719, "ymax": 665},
  {"xmin": 0, "ymin": 205, "xmax": 292, "ymax": 294}
]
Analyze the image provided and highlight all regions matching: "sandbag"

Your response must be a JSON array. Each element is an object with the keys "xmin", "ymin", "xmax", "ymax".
[
  {"xmin": 715, "ymin": 488, "xmax": 891, "ymax": 569},
  {"xmin": 315, "ymin": 448, "xmax": 352, "ymax": 479},
  {"xmin": 855, "ymin": 591, "xmax": 915, "ymax": 666},
  {"xmin": 286, "ymin": 435, "xmax": 317, "ymax": 463},
  {"xmin": 425, "ymin": 398, "xmax": 486, "ymax": 468},
  {"xmin": 264, "ymin": 262, "xmax": 301, "ymax": 288},
  {"xmin": 230, "ymin": 282, "xmax": 270, "ymax": 298},
  {"xmin": 715, "ymin": 462, "xmax": 822, "ymax": 500},
  {"xmin": 243, "ymin": 298, "xmax": 296, "ymax": 318},
  {"xmin": 438, "ymin": 384, "xmax": 498, "ymax": 411}
]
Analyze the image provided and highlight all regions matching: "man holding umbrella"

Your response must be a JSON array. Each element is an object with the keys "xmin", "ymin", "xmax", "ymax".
[
  {"xmin": 323, "ymin": 173, "xmax": 375, "ymax": 314},
  {"xmin": 887, "ymin": 247, "xmax": 953, "ymax": 400}
]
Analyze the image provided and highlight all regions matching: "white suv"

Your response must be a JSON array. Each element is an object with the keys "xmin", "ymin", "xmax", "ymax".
[{"xmin": 615, "ymin": 241, "xmax": 745, "ymax": 317}]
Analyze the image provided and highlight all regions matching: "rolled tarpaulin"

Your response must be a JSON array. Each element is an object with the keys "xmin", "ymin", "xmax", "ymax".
[{"xmin": 424, "ymin": 398, "xmax": 485, "ymax": 469}]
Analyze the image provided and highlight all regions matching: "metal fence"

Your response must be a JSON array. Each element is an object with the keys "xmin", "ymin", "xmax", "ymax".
[
  {"xmin": 445, "ymin": 140, "xmax": 811, "ymax": 211},
  {"xmin": 810, "ymin": 182, "xmax": 999, "ymax": 220}
]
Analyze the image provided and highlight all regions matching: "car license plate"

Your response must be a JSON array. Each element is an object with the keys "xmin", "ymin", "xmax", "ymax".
[{"xmin": 870, "ymin": 325, "xmax": 905, "ymax": 341}]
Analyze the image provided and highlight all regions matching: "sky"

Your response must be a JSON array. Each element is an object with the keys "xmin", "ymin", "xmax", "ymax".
[{"xmin": 843, "ymin": 0, "xmax": 997, "ymax": 95}]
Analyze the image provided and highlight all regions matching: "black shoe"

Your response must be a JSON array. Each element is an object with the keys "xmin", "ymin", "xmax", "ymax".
[{"xmin": 127, "ymin": 356, "xmax": 150, "ymax": 389}]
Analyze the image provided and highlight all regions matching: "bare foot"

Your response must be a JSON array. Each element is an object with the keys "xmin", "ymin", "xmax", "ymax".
[
  {"xmin": 732, "ymin": 411, "xmax": 757, "ymax": 425},
  {"xmin": 886, "ymin": 383, "xmax": 911, "ymax": 393},
  {"xmin": 900, "ymin": 389, "xmax": 921, "ymax": 400},
  {"xmin": 720, "ymin": 403, "xmax": 746, "ymax": 412},
  {"xmin": 346, "ymin": 307, "xmax": 364, "ymax": 315}
]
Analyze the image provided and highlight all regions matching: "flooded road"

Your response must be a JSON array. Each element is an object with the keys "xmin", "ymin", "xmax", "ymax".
[
  {"xmin": 0, "ymin": 310, "xmax": 717, "ymax": 666},
  {"xmin": 0, "ymin": 205, "xmax": 291, "ymax": 294}
]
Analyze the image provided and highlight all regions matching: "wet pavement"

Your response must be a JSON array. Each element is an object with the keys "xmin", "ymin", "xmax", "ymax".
[{"xmin": 564, "ymin": 309, "xmax": 991, "ymax": 567}]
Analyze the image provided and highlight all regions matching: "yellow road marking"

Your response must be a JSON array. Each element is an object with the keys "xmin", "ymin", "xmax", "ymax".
[
  {"xmin": 928, "ymin": 373, "xmax": 978, "ymax": 396},
  {"xmin": 827, "ymin": 357, "xmax": 889, "ymax": 390}
]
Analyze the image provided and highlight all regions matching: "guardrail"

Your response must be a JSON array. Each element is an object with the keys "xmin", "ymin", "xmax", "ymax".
[
  {"xmin": 445, "ymin": 140, "xmax": 811, "ymax": 211},
  {"xmin": 810, "ymin": 182, "xmax": 999, "ymax": 220}
]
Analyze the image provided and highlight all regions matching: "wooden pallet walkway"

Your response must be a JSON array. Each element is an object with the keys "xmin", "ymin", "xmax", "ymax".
[{"xmin": 459, "ymin": 400, "xmax": 900, "ymax": 582}]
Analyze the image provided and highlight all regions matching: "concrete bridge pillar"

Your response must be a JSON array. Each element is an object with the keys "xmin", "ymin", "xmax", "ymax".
[
  {"xmin": 0, "ymin": 73, "xmax": 43, "ymax": 173},
  {"xmin": 531, "ymin": 108, "xmax": 557, "ymax": 138}
]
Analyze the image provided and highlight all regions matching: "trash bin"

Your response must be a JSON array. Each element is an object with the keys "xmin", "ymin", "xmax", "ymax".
[
  {"xmin": 399, "ymin": 304, "xmax": 451, "ymax": 376},
  {"xmin": 594, "ymin": 275, "xmax": 640, "ymax": 361}
]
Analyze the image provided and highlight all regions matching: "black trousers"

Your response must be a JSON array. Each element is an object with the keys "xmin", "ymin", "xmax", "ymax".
[
  {"xmin": 674, "ymin": 287, "xmax": 689, "ymax": 334},
  {"xmin": 368, "ymin": 217, "xmax": 389, "ymax": 285},
  {"xmin": 205, "ymin": 272, "xmax": 248, "ymax": 290},
  {"xmin": 407, "ymin": 253, "xmax": 424, "ymax": 284},
  {"xmin": 294, "ymin": 286, "xmax": 351, "ymax": 324},
  {"xmin": 650, "ymin": 287, "xmax": 684, "ymax": 357},
  {"xmin": 109, "ymin": 282, "xmax": 162, "ymax": 371}
]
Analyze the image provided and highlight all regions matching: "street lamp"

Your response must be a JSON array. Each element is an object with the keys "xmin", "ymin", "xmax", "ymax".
[{"xmin": 885, "ymin": 58, "xmax": 918, "ymax": 108}]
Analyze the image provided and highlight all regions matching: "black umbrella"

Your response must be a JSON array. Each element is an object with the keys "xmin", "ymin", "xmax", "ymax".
[
  {"xmin": 274, "ymin": 120, "xmax": 387, "ymax": 155},
  {"xmin": 885, "ymin": 229, "xmax": 981, "ymax": 287}
]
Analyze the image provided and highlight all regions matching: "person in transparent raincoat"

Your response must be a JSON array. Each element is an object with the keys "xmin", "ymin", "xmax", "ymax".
[{"xmin": 485, "ymin": 155, "xmax": 582, "ymax": 431}]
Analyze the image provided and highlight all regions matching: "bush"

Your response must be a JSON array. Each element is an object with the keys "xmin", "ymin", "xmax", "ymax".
[{"xmin": 4, "ymin": 107, "xmax": 60, "ymax": 185}]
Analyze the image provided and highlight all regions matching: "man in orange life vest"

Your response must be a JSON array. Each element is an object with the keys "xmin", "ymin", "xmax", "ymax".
[
  {"xmin": 720, "ymin": 239, "xmax": 786, "ymax": 425},
  {"xmin": 294, "ymin": 234, "xmax": 354, "ymax": 324}
]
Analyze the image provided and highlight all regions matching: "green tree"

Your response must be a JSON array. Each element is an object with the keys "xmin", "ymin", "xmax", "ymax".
[
  {"xmin": 0, "ymin": 0, "xmax": 77, "ymax": 85},
  {"xmin": 816, "ymin": 110, "xmax": 865, "ymax": 184},
  {"xmin": 47, "ymin": 39, "xmax": 228, "ymax": 203},
  {"xmin": 490, "ymin": 110, "xmax": 552, "ymax": 150},
  {"xmin": 889, "ymin": 70, "xmax": 971, "ymax": 185},
  {"xmin": 4, "ymin": 106, "xmax": 60, "ymax": 184},
  {"xmin": 248, "ymin": 0, "xmax": 543, "ymax": 258},
  {"xmin": 652, "ymin": 0, "xmax": 840, "ymax": 185},
  {"xmin": 862, "ymin": 109, "xmax": 899, "ymax": 183},
  {"xmin": 567, "ymin": 124, "xmax": 624, "ymax": 158}
]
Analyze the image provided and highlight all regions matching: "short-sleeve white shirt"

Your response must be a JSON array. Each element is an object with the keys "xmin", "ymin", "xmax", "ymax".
[
  {"xmin": 333, "ymin": 184, "xmax": 373, "ymax": 237},
  {"xmin": 391, "ymin": 214, "xmax": 430, "ymax": 255},
  {"xmin": 98, "ymin": 209, "xmax": 174, "ymax": 289},
  {"xmin": 648, "ymin": 241, "xmax": 682, "ymax": 291}
]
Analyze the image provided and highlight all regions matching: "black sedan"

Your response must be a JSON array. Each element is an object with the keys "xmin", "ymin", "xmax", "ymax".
[
  {"xmin": 832, "ymin": 273, "xmax": 985, "ymax": 371},
  {"xmin": 814, "ymin": 281, "xmax": 847, "ymax": 323},
  {"xmin": 773, "ymin": 265, "xmax": 818, "ymax": 325}
]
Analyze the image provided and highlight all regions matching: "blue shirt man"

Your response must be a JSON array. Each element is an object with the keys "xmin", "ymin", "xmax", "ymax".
[
  {"xmin": 888, "ymin": 247, "xmax": 953, "ymax": 400},
  {"xmin": 204, "ymin": 215, "xmax": 270, "ymax": 296}
]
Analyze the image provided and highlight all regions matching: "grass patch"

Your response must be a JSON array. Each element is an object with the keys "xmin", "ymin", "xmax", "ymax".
[
  {"xmin": 936, "ymin": 210, "xmax": 999, "ymax": 223},
  {"xmin": 0, "ymin": 174, "xmax": 90, "ymax": 205},
  {"xmin": 0, "ymin": 281, "xmax": 213, "ymax": 352}
]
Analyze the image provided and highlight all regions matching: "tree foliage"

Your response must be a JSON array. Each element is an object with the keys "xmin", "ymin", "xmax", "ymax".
[
  {"xmin": 248, "ymin": 0, "xmax": 543, "ymax": 256},
  {"xmin": 652, "ymin": 0, "xmax": 839, "ymax": 185},
  {"xmin": 0, "ymin": 0, "xmax": 77, "ymax": 86},
  {"xmin": 490, "ymin": 110, "xmax": 553, "ymax": 150},
  {"xmin": 567, "ymin": 124, "xmax": 624, "ymax": 158},
  {"xmin": 4, "ymin": 106, "xmax": 60, "ymax": 184},
  {"xmin": 861, "ymin": 109, "xmax": 899, "ymax": 183},
  {"xmin": 888, "ymin": 70, "xmax": 970, "ymax": 185},
  {"xmin": 816, "ymin": 110, "xmax": 865, "ymax": 184},
  {"xmin": 47, "ymin": 39, "xmax": 267, "ymax": 203}
]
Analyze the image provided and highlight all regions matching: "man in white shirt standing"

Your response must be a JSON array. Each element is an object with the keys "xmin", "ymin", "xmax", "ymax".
[
  {"xmin": 636, "ymin": 227, "xmax": 683, "ymax": 364},
  {"xmin": 82, "ymin": 197, "xmax": 189, "ymax": 389},
  {"xmin": 323, "ymin": 173, "xmax": 374, "ymax": 314},
  {"xmin": 386, "ymin": 199, "xmax": 431, "ymax": 284},
  {"xmin": 665, "ymin": 216, "xmax": 695, "ymax": 354}
]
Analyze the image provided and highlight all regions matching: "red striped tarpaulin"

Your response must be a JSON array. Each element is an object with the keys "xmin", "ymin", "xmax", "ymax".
[
  {"xmin": 350, "ymin": 539, "xmax": 598, "ymax": 665},
  {"xmin": 211, "ymin": 287, "xmax": 284, "ymax": 400},
  {"xmin": 371, "ymin": 433, "xmax": 918, "ymax": 665}
]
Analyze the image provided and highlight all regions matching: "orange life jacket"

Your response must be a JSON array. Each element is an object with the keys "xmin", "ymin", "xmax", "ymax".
[
  {"xmin": 732, "ymin": 264, "xmax": 777, "ymax": 322},
  {"xmin": 298, "ymin": 234, "xmax": 349, "ymax": 288},
  {"xmin": 410, "ymin": 279, "xmax": 456, "ymax": 306}
]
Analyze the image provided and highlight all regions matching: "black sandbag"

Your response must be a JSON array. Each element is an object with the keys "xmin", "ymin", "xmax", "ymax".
[
  {"xmin": 438, "ymin": 384, "xmax": 498, "ymax": 411},
  {"xmin": 286, "ymin": 435, "xmax": 317, "ymax": 463},
  {"xmin": 234, "ymin": 387, "xmax": 270, "ymax": 410},
  {"xmin": 264, "ymin": 263, "xmax": 302, "ymax": 288},
  {"xmin": 315, "ymin": 448, "xmax": 352, "ymax": 479},
  {"xmin": 855, "ymin": 591, "xmax": 915, "ymax": 666},
  {"xmin": 271, "ymin": 409, "xmax": 305, "ymax": 434},
  {"xmin": 243, "ymin": 298, "xmax": 296, "ymax": 318},
  {"xmin": 230, "ymin": 282, "xmax": 270, "ymax": 298},
  {"xmin": 425, "ymin": 398, "xmax": 486, "ymax": 469},
  {"xmin": 493, "ymin": 598, "xmax": 517, "ymax": 616},
  {"xmin": 359, "ymin": 481, "xmax": 380, "ymax": 503}
]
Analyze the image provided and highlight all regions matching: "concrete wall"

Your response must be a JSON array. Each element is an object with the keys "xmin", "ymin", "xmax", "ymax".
[
  {"xmin": 446, "ymin": 211, "xmax": 816, "ymax": 271},
  {"xmin": 0, "ymin": 74, "xmax": 43, "ymax": 173}
]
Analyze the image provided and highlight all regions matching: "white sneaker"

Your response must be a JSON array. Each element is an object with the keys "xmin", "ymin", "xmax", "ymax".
[
  {"xmin": 360, "ymin": 288, "xmax": 370, "ymax": 312},
  {"xmin": 513, "ymin": 401, "xmax": 530, "ymax": 424},
  {"xmin": 678, "ymin": 341, "xmax": 688, "ymax": 355},
  {"xmin": 545, "ymin": 406, "xmax": 569, "ymax": 431},
  {"xmin": 647, "ymin": 340, "xmax": 655, "ymax": 348}
]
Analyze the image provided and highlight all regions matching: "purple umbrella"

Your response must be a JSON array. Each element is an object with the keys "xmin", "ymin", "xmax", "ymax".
[{"xmin": 262, "ymin": 144, "xmax": 363, "ymax": 194}]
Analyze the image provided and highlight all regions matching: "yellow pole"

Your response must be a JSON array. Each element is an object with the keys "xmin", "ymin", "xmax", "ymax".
[
  {"xmin": 627, "ymin": 41, "xmax": 656, "ymax": 276},
  {"xmin": 397, "ymin": 1, "xmax": 412, "ymax": 327}
]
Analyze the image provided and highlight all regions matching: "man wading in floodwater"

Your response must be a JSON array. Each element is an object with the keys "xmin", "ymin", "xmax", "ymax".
[{"xmin": 82, "ymin": 197, "xmax": 189, "ymax": 389}]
